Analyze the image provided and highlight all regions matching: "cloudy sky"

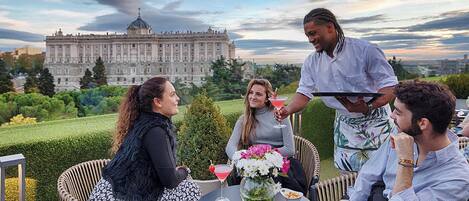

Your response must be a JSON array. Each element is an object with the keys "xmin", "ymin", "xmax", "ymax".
[{"xmin": 0, "ymin": 0, "xmax": 468, "ymax": 63}]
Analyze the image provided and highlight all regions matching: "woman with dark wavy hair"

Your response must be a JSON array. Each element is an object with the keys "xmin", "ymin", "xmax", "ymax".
[{"xmin": 89, "ymin": 77, "xmax": 200, "ymax": 201}]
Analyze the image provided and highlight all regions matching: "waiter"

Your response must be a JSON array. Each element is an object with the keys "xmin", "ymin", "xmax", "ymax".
[{"xmin": 277, "ymin": 8, "xmax": 398, "ymax": 173}]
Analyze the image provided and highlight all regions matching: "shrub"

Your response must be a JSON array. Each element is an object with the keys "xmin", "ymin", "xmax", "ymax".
[
  {"xmin": 0, "ymin": 109, "xmax": 244, "ymax": 200},
  {"xmin": 0, "ymin": 131, "xmax": 112, "ymax": 201},
  {"xmin": 0, "ymin": 93, "xmax": 77, "ymax": 124},
  {"xmin": 0, "ymin": 101, "xmax": 16, "ymax": 124},
  {"xmin": 5, "ymin": 177, "xmax": 37, "ymax": 201},
  {"xmin": 278, "ymin": 81, "xmax": 299, "ymax": 94},
  {"xmin": 78, "ymin": 86, "xmax": 126, "ymax": 116},
  {"xmin": 443, "ymin": 73, "xmax": 469, "ymax": 99},
  {"xmin": 177, "ymin": 93, "xmax": 231, "ymax": 179},
  {"xmin": 300, "ymin": 99, "xmax": 336, "ymax": 159},
  {"xmin": 223, "ymin": 111, "xmax": 243, "ymax": 129},
  {"xmin": 2, "ymin": 114, "xmax": 37, "ymax": 127}
]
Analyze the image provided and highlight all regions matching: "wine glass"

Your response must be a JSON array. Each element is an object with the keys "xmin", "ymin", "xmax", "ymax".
[
  {"xmin": 269, "ymin": 96, "xmax": 288, "ymax": 128},
  {"xmin": 213, "ymin": 164, "xmax": 232, "ymax": 201}
]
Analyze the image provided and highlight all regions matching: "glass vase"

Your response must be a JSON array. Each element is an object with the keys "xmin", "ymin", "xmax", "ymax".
[{"xmin": 240, "ymin": 177, "xmax": 278, "ymax": 201}]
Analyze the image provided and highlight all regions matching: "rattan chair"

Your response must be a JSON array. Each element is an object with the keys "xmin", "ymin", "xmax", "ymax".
[
  {"xmin": 459, "ymin": 137, "xmax": 469, "ymax": 150},
  {"xmin": 312, "ymin": 172, "xmax": 357, "ymax": 201},
  {"xmin": 57, "ymin": 159, "xmax": 110, "ymax": 201},
  {"xmin": 309, "ymin": 137, "xmax": 469, "ymax": 201},
  {"xmin": 293, "ymin": 135, "xmax": 321, "ymax": 199}
]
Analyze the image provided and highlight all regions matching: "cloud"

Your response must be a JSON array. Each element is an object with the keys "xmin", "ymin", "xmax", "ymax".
[
  {"xmin": 162, "ymin": 0, "xmax": 183, "ymax": 11},
  {"xmin": 439, "ymin": 34, "xmax": 469, "ymax": 51},
  {"xmin": 235, "ymin": 39, "xmax": 310, "ymax": 55},
  {"xmin": 234, "ymin": 17, "xmax": 302, "ymax": 32},
  {"xmin": 228, "ymin": 32, "xmax": 243, "ymax": 40},
  {"xmin": 440, "ymin": 34, "xmax": 469, "ymax": 45},
  {"xmin": 80, "ymin": 1, "xmax": 223, "ymax": 33},
  {"xmin": 0, "ymin": 10, "xmax": 29, "ymax": 28},
  {"xmin": 234, "ymin": 14, "xmax": 387, "ymax": 32},
  {"xmin": 339, "ymin": 14, "xmax": 386, "ymax": 24},
  {"xmin": 407, "ymin": 10, "xmax": 469, "ymax": 31},
  {"xmin": 95, "ymin": 0, "xmax": 142, "ymax": 15},
  {"xmin": 360, "ymin": 33, "xmax": 438, "ymax": 42},
  {"xmin": 38, "ymin": 9, "xmax": 93, "ymax": 18},
  {"xmin": 0, "ymin": 28, "xmax": 44, "ymax": 42},
  {"xmin": 78, "ymin": 11, "xmax": 211, "ymax": 32},
  {"xmin": 373, "ymin": 40, "xmax": 424, "ymax": 50}
]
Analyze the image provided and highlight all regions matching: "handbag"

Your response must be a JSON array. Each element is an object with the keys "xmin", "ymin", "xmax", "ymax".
[{"xmin": 275, "ymin": 157, "xmax": 308, "ymax": 194}]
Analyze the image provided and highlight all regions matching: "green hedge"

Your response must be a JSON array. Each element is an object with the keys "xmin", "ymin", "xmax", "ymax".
[
  {"xmin": 0, "ymin": 111, "xmax": 242, "ymax": 201},
  {"xmin": 443, "ymin": 73, "xmax": 469, "ymax": 99},
  {"xmin": 300, "ymin": 99, "xmax": 336, "ymax": 159},
  {"xmin": 0, "ymin": 96, "xmax": 335, "ymax": 201},
  {"xmin": 0, "ymin": 132, "xmax": 112, "ymax": 201}
]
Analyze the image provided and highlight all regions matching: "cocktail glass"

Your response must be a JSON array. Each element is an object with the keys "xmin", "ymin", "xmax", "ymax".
[
  {"xmin": 214, "ymin": 164, "xmax": 232, "ymax": 201},
  {"xmin": 269, "ymin": 96, "xmax": 288, "ymax": 128}
]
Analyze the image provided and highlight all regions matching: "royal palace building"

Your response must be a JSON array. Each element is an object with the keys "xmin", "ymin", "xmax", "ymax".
[{"xmin": 45, "ymin": 13, "xmax": 236, "ymax": 91}]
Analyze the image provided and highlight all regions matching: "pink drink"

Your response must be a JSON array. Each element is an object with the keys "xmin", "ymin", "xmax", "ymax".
[
  {"xmin": 270, "ymin": 98, "xmax": 286, "ymax": 108},
  {"xmin": 268, "ymin": 97, "xmax": 288, "ymax": 128},
  {"xmin": 214, "ymin": 165, "xmax": 232, "ymax": 182}
]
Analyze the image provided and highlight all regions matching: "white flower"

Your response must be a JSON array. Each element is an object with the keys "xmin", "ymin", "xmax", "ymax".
[
  {"xmin": 273, "ymin": 182, "xmax": 282, "ymax": 193},
  {"xmin": 272, "ymin": 168, "xmax": 278, "ymax": 177},
  {"xmin": 232, "ymin": 146, "xmax": 287, "ymax": 179}
]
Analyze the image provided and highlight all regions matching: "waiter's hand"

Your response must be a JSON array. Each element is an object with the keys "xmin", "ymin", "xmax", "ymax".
[
  {"xmin": 275, "ymin": 106, "xmax": 291, "ymax": 121},
  {"xmin": 335, "ymin": 96, "xmax": 368, "ymax": 114}
]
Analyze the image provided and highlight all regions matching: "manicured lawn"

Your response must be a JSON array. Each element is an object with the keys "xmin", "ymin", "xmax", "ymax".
[
  {"xmin": 0, "ymin": 92, "xmax": 343, "ymax": 182},
  {"xmin": 0, "ymin": 94, "xmax": 295, "ymax": 146},
  {"xmin": 420, "ymin": 75, "xmax": 447, "ymax": 82}
]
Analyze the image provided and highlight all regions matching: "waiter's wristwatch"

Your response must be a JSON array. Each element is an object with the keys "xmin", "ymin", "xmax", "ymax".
[{"xmin": 365, "ymin": 102, "xmax": 373, "ymax": 116}]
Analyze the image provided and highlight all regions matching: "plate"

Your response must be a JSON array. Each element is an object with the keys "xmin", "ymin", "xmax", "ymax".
[
  {"xmin": 280, "ymin": 188, "xmax": 303, "ymax": 200},
  {"xmin": 312, "ymin": 92, "xmax": 383, "ymax": 97}
]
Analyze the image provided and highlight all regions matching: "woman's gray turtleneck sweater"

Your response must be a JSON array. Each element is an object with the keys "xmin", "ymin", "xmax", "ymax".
[{"xmin": 225, "ymin": 106, "xmax": 295, "ymax": 160}]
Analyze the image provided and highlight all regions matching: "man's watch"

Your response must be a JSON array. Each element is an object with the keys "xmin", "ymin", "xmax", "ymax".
[{"xmin": 365, "ymin": 102, "xmax": 373, "ymax": 116}]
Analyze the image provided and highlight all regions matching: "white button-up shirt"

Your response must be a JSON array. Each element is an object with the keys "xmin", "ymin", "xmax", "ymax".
[{"xmin": 297, "ymin": 37, "xmax": 398, "ymax": 117}]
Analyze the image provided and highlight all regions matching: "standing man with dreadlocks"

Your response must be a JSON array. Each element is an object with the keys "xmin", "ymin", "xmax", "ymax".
[{"xmin": 276, "ymin": 8, "xmax": 398, "ymax": 173}]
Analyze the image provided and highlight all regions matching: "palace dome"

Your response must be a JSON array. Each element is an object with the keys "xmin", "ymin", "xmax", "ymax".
[{"xmin": 127, "ymin": 16, "xmax": 151, "ymax": 30}]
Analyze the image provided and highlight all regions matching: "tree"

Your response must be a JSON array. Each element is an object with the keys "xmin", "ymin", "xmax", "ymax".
[
  {"xmin": 92, "ymin": 57, "xmax": 107, "ymax": 86},
  {"xmin": 388, "ymin": 56, "xmax": 418, "ymax": 80},
  {"xmin": 0, "ymin": 53, "xmax": 14, "ymax": 73},
  {"xmin": 271, "ymin": 63, "xmax": 301, "ymax": 89},
  {"xmin": 24, "ymin": 73, "xmax": 39, "ymax": 93},
  {"xmin": 177, "ymin": 93, "xmax": 231, "ymax": 179},
  {"xmin": 80, "ymin": 68, "xmax": 95, "ymax": 89},
  {"xmin": 255, "ymin": 64, "xmax": 274, "ymax": 80},
  {"xmin": 38, "ymin": 68, "xmax": 55, "ymax": 97},
  {"xmin": 0, "ymin": 59, "xmax": 14, "ymax": 93},
  {"xmin": 207, "ymin": 57, "xmax": 247, "ymax": 100}
]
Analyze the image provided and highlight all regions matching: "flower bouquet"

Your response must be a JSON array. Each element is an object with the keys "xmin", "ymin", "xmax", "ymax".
[{"xmin": 232, "ymin": 144, "xmax": 290, "ymax": 201}]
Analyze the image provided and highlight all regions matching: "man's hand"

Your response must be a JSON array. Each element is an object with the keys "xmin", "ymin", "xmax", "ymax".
[
  {"xmin": 391, "ymin": 132, "xmax": 415, "ymax": 196},
  {"xmin": 390, "ymin": 132, "xmax": 414, "ymax": 161},
  {"xmin": 275, "ymin": 106, "xmax": 291, "ymax": 121},
  {"xmin": 335, "ymin": 96, "xmax": 369, "ymax": 114}
]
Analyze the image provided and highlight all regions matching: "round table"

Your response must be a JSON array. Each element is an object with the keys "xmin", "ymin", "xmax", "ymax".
[{"xmin": 199, "ymin": 185, "xmax": 309, "ymax": 201}]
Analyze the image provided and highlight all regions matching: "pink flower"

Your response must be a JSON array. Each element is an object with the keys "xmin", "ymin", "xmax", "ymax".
[
  {"xmin": 244, "ymin": 144, "xmax": 272, "ymax": 158},
  {"xmin": 281, "ymin": 157, "xmax": 290, "ymax": 174},
  {"xmin": 273, "ymin": 148, "xmax": 280, "ymax": 153}
]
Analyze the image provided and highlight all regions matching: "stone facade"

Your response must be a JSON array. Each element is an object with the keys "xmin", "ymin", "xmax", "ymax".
[{"xmin": 45, "ymin": 14, "xmax": 235, "ymax": 91}]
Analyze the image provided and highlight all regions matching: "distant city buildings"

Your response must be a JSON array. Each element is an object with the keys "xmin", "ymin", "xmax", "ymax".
[
  {"xmin": 401, "ymin": 54, "xmax": 468, "ymax": 76},
  {"xmin": 44, "ymin": 12, "xmax": 239, "ymax": 91},
  {"xmin": 13, "ymin": 46, "xmax": 43, "ymax": 58},
  {"xmin": 0, "ymin": 46, "xmax": 43, "ymax": 58}
]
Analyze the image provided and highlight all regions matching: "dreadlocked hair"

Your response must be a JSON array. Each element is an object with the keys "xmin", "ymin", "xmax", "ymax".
[{"xmin": 303, "ymin": 8, "xmax": 345, "ymax": 53}]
